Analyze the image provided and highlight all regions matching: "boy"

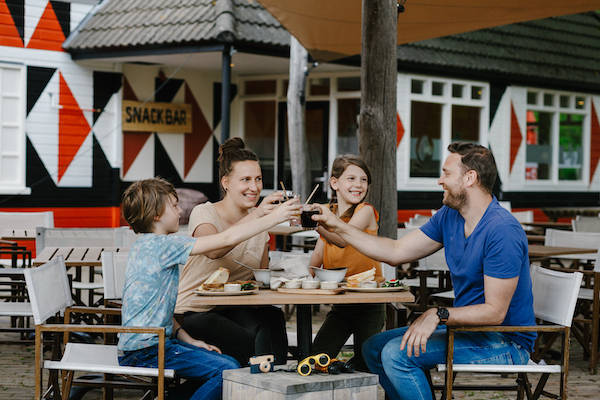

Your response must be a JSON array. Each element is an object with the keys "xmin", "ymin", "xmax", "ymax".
[{"xmin": 118, "ymin": 177, "xmax": 300, "ymax": 400}]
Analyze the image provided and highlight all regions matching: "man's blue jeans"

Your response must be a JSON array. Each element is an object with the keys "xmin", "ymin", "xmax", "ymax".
[
  {"xmin": 363, "ymin": 326, "xmax": 530, "ymax": 400},
  {"xmin": 119, "ymin": 339, "xmax": 240, "ymax": 400}
]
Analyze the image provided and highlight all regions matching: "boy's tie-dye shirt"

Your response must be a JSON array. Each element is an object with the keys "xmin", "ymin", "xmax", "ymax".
[{"xmin": 118, "ymin": 233, "xmax": 195, "ymax": 352}]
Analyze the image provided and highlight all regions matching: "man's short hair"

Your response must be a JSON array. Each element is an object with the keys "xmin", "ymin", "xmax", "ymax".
[
  {"xmin": 121, "ymin": 177, "xmax": 178, "ymax": 233},
  {"xmin": 447, "ymin": 142, "xmax": 497, "ymax": 194}
]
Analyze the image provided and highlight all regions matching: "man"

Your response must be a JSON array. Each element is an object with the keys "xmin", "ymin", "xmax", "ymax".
[{"xmin": 313, "ymin": 143, "xmax": 534, "ymax": 400}]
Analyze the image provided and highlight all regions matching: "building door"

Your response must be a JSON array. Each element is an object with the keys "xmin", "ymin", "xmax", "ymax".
[{"xmin": 277, "ymin": 101, "xmax": 329, "ymax": 203}]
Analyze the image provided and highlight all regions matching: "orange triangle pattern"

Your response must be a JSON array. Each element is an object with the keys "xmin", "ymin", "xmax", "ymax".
[
  {"xmin": 122, "ymin": 77, "xmax": 151, "ymax": 177},
  {"xmin": 0, "ymin": 0, "xmax": 23, "ymax": 47},
  {"xmin": 184, "ymin": 84, "xmax": 213, "ymax": 177},
  {"xmin": 509, "ymin": 102, "xmax": 522, "ymax": 174},
  {"xmin": 26, "ymin": 1, "xmax": 64, "ymax": 51},
  {"xmin": 590, "ymin": 101, "xmax": 600, "ymax": 184},
  {"xmin": 58, "ymin": 72, "xmax": 91, "ymax": 181},
  {"xmin": 396, "ymin": 113, "xmax": 404, "ymax": 148}
]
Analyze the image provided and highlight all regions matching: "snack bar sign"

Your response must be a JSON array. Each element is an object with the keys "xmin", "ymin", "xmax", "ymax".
[{"xmin": 122, "ymin": 100, "xmax": 192, "ymax": 133}]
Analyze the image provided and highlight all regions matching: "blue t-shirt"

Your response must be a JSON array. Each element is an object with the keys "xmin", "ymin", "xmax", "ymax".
[
  {"xmin": 118, "ymin": 233, "xmax": 195, "ymax": 352},
  {"xmin": 420, "ymin": 198, "xmax": 536, "ymax": 352}
]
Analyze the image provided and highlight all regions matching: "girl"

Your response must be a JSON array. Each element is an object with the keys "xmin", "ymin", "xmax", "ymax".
[
  {"xmin": 310, "ymin": 154, "xmax": 385, "ymax": 371},
  {"xmin": 175, "ymin": 137, "xmax": 288, "ymax": 365}
]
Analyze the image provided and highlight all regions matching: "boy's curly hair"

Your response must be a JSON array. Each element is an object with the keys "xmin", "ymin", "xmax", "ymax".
[{"xmin": 121, "ymin": 177, "xmax": 178, "ymax": 233}]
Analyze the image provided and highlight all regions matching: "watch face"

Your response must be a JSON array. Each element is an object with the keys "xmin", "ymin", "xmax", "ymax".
[{"xmin": 437, "ymin": 307, "xmax": 449, "ymax": 322}]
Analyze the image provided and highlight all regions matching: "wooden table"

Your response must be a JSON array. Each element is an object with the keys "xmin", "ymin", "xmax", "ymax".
[
  {"xmin": 526, "ymin": 234, "xmax": 545, "ymax": 244},
  {"xmin": 528, "ymin": 244, "xmax": 597, "ymax": 259},
  {"xmin": 194, "ymin": 288, "xmax": 414, "ymax": 360},
  {"xmin": 521, "ymin": 221, "xmax": 572, "ymax": 233},
  {"xmin": 33, "ymin": 246, "xmax": 126, "ymax": 306}
]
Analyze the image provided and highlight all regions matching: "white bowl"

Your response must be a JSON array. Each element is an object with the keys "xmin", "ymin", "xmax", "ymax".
[
  {"xmin": 320, "ymin": 281, "xmax": 338, "ymax": 290},
  {"xmin": 301, "ymin": 280, "xmax": 320, "ymax": 290},
  {"xmin": 312, "ymin": 267, "xmax": 347, "ymax": 283},
  {"xmin": 284, "ymin": 279, "xmax": 302, "ymax": 289},
  {"xmin": 224, "ymin": 283, "xmax": 241, "ymax": 292},
  {"xmin": 253, "ymin": 269, "xmax": 271, "ymax": 286}
]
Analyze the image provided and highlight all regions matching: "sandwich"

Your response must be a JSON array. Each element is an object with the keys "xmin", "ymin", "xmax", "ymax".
[
  {"xmin": 346, "ymin": 268, "xmax": 376, "ymax": 288},
  {"xmin": 201, "ymin": 267, "xmax": 230, "ymax": 291}
]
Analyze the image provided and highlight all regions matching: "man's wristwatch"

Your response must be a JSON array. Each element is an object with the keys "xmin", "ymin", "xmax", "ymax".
[{"xmin": 436, "ymin": 307, "xmax": 449, "ymax": 324}]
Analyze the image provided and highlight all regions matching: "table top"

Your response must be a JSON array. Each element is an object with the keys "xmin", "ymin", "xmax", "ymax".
[
  {"xmin": 528, "ymin": 244, "xmax": 597, "ymax": 258},
  {"xmin": 193, "ymin": 288, "xmax": 414, "ymax": 306},
  {"xmin": 33, "ymin": 246, "xmax": 125, "ymax": 266},
  {"xmin": 0, "ymin": 229, "xmax": 36, "ymax": 240},
  {"xmin": 526, "ymin": 234, "xmax": 545, "ymax": 244},
  {"xmin": 521, "ymin": 221, "xmax": 572, "ymax": 230}
]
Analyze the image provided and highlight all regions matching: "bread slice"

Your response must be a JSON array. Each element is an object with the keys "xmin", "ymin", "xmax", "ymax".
[
  {"xmin": 346, "ymin": 268, "xmax": 376, "ymax": 287},
  {"xmin": 201, "ymin": 267, "xmax": 230, "ymax": 291}
]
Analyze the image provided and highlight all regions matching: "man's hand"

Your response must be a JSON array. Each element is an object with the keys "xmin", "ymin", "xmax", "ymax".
[
  {"xmin": 312, "ymin": 204, "xmax": 343, "ymax": 231},
  {"xmin": 400, "ymin": 308, "xmax": 440, "ymax": 357},
  {"xmin": 189, "ymin": 339, "xmax": 222, "ymax": 353}
]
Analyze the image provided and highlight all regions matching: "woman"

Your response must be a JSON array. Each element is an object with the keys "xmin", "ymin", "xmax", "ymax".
[{"xmin": 175, "ymin": 137, "xmax": 288, "ymax": 365}]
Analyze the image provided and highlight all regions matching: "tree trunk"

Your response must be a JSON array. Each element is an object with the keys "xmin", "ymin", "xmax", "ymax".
[
  {"xmin": 287, "ymin": 36, "xmax": 311, "ymax": 201},
  {"xmin": 360, "ymin": 0, "xmax": 397, "ymax": 239}
]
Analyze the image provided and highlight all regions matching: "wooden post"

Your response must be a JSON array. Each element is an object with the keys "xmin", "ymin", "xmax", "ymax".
[
  {"xmin": 287, "ymin": 36, "xmax": 311, "ymax": 201},
  {"xmin": 360, "ymin": 0, "xmax": 398, "ymax": 239}
]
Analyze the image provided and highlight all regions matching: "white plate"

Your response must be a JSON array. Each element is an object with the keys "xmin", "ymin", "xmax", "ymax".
[
  {"xmin": 342, "ymin": 286, "xmax": 408, "ymax": 293},
  {"xmin": 193, "ymin": 288, "xmax": 259, "ymax": 296}
]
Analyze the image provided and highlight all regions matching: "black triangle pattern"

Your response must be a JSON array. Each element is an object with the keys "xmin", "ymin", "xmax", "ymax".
[
  {"xmin": 154, "ymin": 133, "xmax": 184, "ymax": 186},
  {"xmin": 155, "ymin": 76, "xmax": 184, "ymax": 102},
  {"xmin": 27, "ymin": 66, "xmax": 56, "ymax": 116},
  {"xmin": 49, "ymin": 1, "xmax": 69, "ymax": 39},
  {"xmin": 5, "ymin": 0, "xmax": 24, "ymax": 44},
  {"xmin": 93, "ymin": 71, "xmax": 122, "ymax": 124}
]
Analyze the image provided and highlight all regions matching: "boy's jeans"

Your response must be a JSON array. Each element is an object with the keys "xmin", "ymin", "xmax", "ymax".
[
  {"xmin": 363, "ymin": 326, "xmax": 530, "ymax": 400},
  {"xmin": 119, "ymin": 339, "xmax": 240, "ymax": 400}
]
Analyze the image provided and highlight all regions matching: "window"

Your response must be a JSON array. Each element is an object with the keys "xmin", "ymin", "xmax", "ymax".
[
  {"xmin": 525, "ymin": 90, "xmax": 586, "ymax": 182},
  {"xmin": 408, "ymin": 77, "xmax": 487, "ymax": 179},
  {"xmin": 0, "ymin": 63, "xmax": 28, "ymax": 194}
]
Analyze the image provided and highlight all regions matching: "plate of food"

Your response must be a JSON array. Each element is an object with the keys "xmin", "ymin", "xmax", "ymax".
[
  {"xmin": 343, "ymin": 275, "xmax": 408, "ymax": 292},
  {"xmin": 193, "ymin": 267, "xmax": 259, "ymax": 295}
]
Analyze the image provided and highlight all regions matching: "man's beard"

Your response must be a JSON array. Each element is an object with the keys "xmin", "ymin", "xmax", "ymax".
[{"xmin": 443, "ymin": 188, "xmax": 467, "ymax": 210}]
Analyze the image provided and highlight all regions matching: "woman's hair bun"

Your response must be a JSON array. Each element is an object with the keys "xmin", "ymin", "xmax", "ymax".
[{"xmin": 219, "ymin": 137, "xmax": 245, "ymax": 159}]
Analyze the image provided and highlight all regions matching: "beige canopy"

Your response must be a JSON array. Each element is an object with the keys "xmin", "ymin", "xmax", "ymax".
[{"xmin": 258, "ymin": 0, "xmax": 600, "ymax": 60}]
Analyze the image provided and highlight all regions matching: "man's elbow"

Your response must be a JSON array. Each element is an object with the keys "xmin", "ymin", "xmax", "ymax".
[{"xmin": 489, "ymin": 309, "xmax": 508, "ymax": 325}]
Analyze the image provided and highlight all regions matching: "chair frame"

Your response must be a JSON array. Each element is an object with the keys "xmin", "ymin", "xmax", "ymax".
[
  {"xmin": 438, "ymin": 266, "xmax": 582, "ymax": 400},
  {"xmin": 26, "ymin": 257, "xmax": 173, "ymax": 400}
]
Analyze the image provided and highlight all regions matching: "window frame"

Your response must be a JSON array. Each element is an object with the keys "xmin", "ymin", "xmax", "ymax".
[
  {"xmin": 523, "ymin": 88, "xmax": 589, "ymax": 188},
  {"xmin": 400, "ymin": 74, "xmax": 489, "ymax": 191},
  {"xmin": 0, "ymin": 62, "xmax": 30, "ymax": 195}
]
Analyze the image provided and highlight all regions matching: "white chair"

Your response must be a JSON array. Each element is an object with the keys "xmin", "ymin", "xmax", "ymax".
[
  {"xmin": 437, "ymin": 265, "xmax": 582, "ymax": 400},
  {"xmin": 571, "ymin": 215, "xmax": 600, "ymax": 233},
  {"xmin": 24, "ymin": 256, "xmax": 174, "ymax": 400},
  {"xmin": 498, "ymin": 201, "xmax": 512, "ymax": 212},
  {"xmin": 101, "ymin": 251, "xmax": 129, "ymax": 302},
  {"xmin": 0, "ymin": 210, "xmax": 54, "ymax": 233},
  {"xmin": 544, "ymin": 228, "xmax": 600, "ymax": 249},
  {"xmin": 35, "ymin": 226, "xmax": 134, "ymax": 252}
]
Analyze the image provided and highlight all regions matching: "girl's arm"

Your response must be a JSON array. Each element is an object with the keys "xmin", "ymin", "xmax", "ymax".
[
  {"xmin": 192, "ymin": 192, "xmax": 285, "ymax": 259},
  {"xmin": 318, "ymin": 204, "xmax": 377, "ymax": 248},
  {"xmin": 190, "ymin": 198, "xmax": 300, "ymax": 256}
]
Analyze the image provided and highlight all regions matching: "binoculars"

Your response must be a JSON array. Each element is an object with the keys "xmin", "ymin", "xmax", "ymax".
[{"xmin": 297, "ymin": 353, "xmax": 331, "ymax": 376}]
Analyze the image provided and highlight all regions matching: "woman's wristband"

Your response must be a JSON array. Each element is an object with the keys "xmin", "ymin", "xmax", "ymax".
[{"xmin": 174, "ymin": 327, "xmax": 182, "ymax": 339}]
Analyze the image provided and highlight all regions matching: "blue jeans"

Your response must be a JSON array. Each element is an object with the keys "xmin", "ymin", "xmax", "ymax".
[
  {"xmin": 363, "ymin": 326, "xmax": 530, "ymax": 400},
  {"xmin": 119, "ymin": 339, "xmax": 240, "ymax": 400}
]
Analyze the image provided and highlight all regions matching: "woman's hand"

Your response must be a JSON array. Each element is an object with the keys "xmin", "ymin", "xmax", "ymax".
[
  {"xmin": 270, "ymin": 197, "xmax": 302, "ymax": 224},
  {"xmin": 255, "ymin": 191, "xmax": 285, "ymax": 217},
  {"xmin": 189, "ymin": 339, "xmax": 222, "ymax": 353}
]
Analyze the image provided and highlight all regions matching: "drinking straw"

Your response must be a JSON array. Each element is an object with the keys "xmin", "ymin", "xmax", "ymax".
[
  {"xmin": 279, "ymin": 181, "xmax": 289, "ymax": 200},
  {"xmin": 305, "ymin": 184, "xmax": 320, "ymax": 204}
]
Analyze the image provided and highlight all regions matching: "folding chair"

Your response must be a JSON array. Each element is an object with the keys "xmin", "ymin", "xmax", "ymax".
[
  {"xmin": 25, "ymin": 256, "xmax": 174, "ymax": 400},
  {"xmin": 571, "ymin": 215, "xmax": 600, "ymax": 233},
  {"xmin": 0, "ymin": 242, "xmax": 33, "ymax": 340},
  {"xmin": 436, "ymin": 266, "xmax": 582, "ymax": 400}
]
